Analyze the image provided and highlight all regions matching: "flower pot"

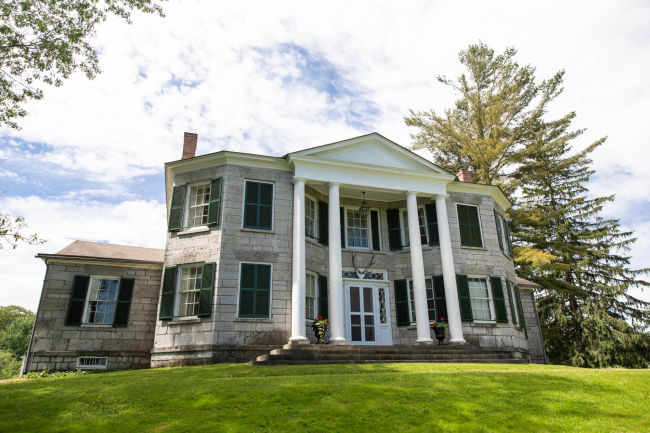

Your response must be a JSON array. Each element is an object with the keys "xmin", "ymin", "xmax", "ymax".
[
  {"xmin": 312, "ymin": 323, "xmax": 327, "ymax": 344},
  {"xmin": 433, "ymin": 326, "xmax": 445, "ymax": 345}
]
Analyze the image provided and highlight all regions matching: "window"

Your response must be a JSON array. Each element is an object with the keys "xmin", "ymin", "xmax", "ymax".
[
  {"xmin": 84, "ymin": 277, "xmax": 119, "ymax": 324},
  {"xmin": 305, "ymin": 273, "xmax": 316, "ymax": 320},
  {"xmin": 407, "ymin": 278, "xmax": 436, "ymax": 323},
  {"xmin": 176, "ymin": 264, "xmax": 203, "ymax": 317},
  {"xmin": 401, "ymin": 208, "xmax": 428, "ymax": 247},
  {"xmin": 457, "ymin": 204, "xmax": 483, "ymax": 247},
  {"xmin": 77, "ymin": 357, "xmax": 108, "ymax": 370},
  {"xmin": 243, "ymin": 181, "xmax": 274, "ymax": 230},
  {"xmin": 468, "ymin": 277, "xmax": 492, "ymax": 320},
  {"xmin": 305, "ymin": 197, "xmax": 317, "ymax": 239},
  {"xmin": 186, "ymin": 183, "xmax": 210, "ymax": 228},
  {"xmin": 238, "ymin": 263, "xmax": 272, "ymax": 318},
  {"xmin": 346, "ymin": 209, "xmax": 369, "ymax": 248}
]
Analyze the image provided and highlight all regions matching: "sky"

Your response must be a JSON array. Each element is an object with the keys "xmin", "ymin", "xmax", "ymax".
[{"xmin": 1, "ymin": 0, "xmax": 649, "ymax": 310}]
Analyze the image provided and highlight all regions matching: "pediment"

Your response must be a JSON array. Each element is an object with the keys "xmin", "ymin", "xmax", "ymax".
[{"xmin": 290, "ymin": 133, "xmax": 450, "ymax": 175}]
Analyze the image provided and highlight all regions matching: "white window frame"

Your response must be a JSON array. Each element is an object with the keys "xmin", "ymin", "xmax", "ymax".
[
  {"xmin": 236, "ymin": 261, "xmax": 274, "ymax": 319},
  {"xmin": 508, "ymin": 281, "xmax": 521, "ymax": 326},
  {"xmin": 241, "ymin": 179, "xmax": 275, "ymax": 231},
  {"xmin": 305, "ymin": 271, "xmax": 318, "ymax": 321},
  {"xmin": 399, "ymin": 207, "xmax": 429, "ymax": 248},
  {"xmin": 406, "ymin": 277, "xmax": 436, "ymax": 324},
  {"xmin": 76, "ymin": 356, "xmax": 108, "ymax": 370},
  {"xmin": 305, "ymin": 195, "xmax": 318, "ymax": 240},
  {"xmin": 174, "ymin": 263, "xmax": 203, "ymax": 318},
  {"xmin": 466, "ymin": 275, "xmax": 496, "ymax": 322},
  {"xmin": 343, "ymin": 206, "xmax": 379, "ymax": 250},
  {"xmin": 183, "ymin": 181, "xmax": 211, "ymax": 230},
  {"xmin": 81, "ymin": 275, "xmax": 120, "ymax": 326}
]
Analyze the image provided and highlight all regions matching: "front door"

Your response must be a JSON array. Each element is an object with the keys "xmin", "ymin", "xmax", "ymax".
[{"xmin": 345, "ymin": 283, "xmax": 392, "ymax": 345}]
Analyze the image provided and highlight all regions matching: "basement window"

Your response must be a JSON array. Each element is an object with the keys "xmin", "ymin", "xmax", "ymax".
[{"xmin": 76, "ymin": 357, "xmax": 108, "ymax": 370}]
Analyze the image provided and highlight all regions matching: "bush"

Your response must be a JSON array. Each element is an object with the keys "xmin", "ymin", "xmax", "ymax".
[{"xmin": 0, "ymin": 350, "xmax": 21, "ymax": 379}]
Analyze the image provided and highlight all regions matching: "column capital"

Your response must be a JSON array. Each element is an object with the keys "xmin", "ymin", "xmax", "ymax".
[
  {"xmin": 292, "ymin": 177, "xmax": 308, "ymax": 185},
  {"xmin": 328, "ymin": 182, "xmax": 341, "ymax": 188},
  {"xmin": 435, "ymin": 193, "xmax": 449, "ymax": 200},
  {"xmin": 404, "ymin": 190, "xmax": 419, "ymax": 198}
]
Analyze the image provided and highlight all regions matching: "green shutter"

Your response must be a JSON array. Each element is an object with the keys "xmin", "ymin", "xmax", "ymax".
[
  {"xmin": 457, "ymin": 204, "xmax": 471, "ymax": 246},
  {"xmin": 489, "ymin": 276, "xmax": 508, "ymax": 323},
  {"xmin": 506, "ymin": 280, "xmax": 518, "ymax": 325},
  {"xmin": 239, "ymin": 263, "xmax": 271, "ymax": 318},
  {"xmin": 386, "ymin": 209, "xmax": 402, "ymax": 250},
  {"xmin": 433, "ymin": 275, "xmax": 447, "ymax": 321},
  {"xmin": 505, "ymin": 219, "xmax": 514, "ymax": 256},
  {"xmin": 456, "ymin": 274, "xmax": 473, "ymax": 322},
  {"xmin": 425, "ymin": 203, "xmax": 439, "ymax": 245},
  {"xmin": 394, "ymin": 279, "xmax": 410, "ymax": 326},
  {"xmin": 113, "ymin": 277, "xmax": 135, "ymax": 327},
  {"xmin": 514, "ymin": 285, "xmax": 528, "ymax": 338},
  {"xmin": 259, "ymin": 183, "xmax": 273, "ymax": 230},
  {"xmin": 318, "ymin": 275, "xmax": 328, "ymax": 318},
  {"xmin": 318, "ymin": 201, "xmax": 328, "ymax": 245},
  {"xmin": 198, "ymin": 262, "xmax": 216, "ymax": 317},
  {"xmin": 494, "ymin": 209, "xmax": 504, "ymax": 252},
  {"xmin": 168, "ymin": 185, "xmax": 186, "ymax": 232},
  {"xmin": 370, "ymin": 210, "xmax": 380, "ymax": 251},
  {"xmin": 159, "ymin": 267, "xmax": 177, "ymax": 320},
  {"xmin": 207, "ymin": 178, "xmax": 222, "ymax": 226},
  {"xmin": 65, "ymin": 275, "xmax": 90, "ymax": 326},
  {"xmin": 244, "ymin": 181, "xmax": 273, "ymax": 230},
  {"xmin": 458, "ymin": 204, "xmax": 483, "ymax": 247}
]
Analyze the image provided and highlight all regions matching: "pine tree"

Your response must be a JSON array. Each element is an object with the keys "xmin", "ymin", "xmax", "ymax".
[{"xmin": 406, "ymin": 42, "xmax": 650, "ymax": 367}]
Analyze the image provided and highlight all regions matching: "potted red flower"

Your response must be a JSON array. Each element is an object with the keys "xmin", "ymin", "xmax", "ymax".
[
  {"xmin": 312, "ymin": 315, "xmax": 329, "ymax": 344},
  {"xmin": 430, "ymin": 317, "xmax": 447, "ymax": 344}
]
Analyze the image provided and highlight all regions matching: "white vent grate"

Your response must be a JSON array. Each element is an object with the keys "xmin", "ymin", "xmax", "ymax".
[{"xmin": 76, "ymin": 357, "xmax": 108, "ymax": 369}]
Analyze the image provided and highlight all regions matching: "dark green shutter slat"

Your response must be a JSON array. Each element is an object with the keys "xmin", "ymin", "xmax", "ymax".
[
  {"xmin": 207, "ymin": 178, "xmax": 222, "ymax": 226},
  {"xmin": 494, "ymin": 209, "xmax": 504, "ymax": 252},
  {"xmin": 386, "ymin": 209, "xmax": 402, "ymax": 250},
  {"xmin": 340, "ymin": 207, "xmax": 345, "ymax": 247},
  {"xmin": 159, "ymin": 267, "xmax": 177, "ymax": 320},
  {"xmin": 490, "ymin": 276, "xmax": 508, "ymax": 323},
  {"xmin": 318, "ymin": 201, "xmax": 328, "ymax": 245},
  {"xmin": 505, "ymin": 220, "xmax": 513, "ymax": 256},
  {"xmin": 65, "ymin": 275, "xmax": 90, "ymax": 326},
  {"xmin": 259, "ymin": 183, "xmax": 273, "ymax": 230},
  {"xmin": 318, "ymin": 275, "xmax": 328, "ymax": 318},
  {"xmin": 198, "ymin": 262, "xmax": 216, "ymax": 317},
  {"xmin": 370, "ymin": 210, "xmax": 380, "ymax": 251},
  {"xmin": 507, "ymin": 280, "xmax": 518, "ymax": 326},
  {"xmin": 456, "ymin": 274, "xmax": 473, "ymax": 322},
  {"xmin": 433, "ymin": 275, "xmax": 447, "ymax": 321},
  {"xmin": 514, "ymin": 285, "xmax": 528, "ymax": 338},
  {"xmin": 394, "ymin": 279, "xmax": 409, "ymax": 326},
  {"xmin": 168, "ymin": 185, "xmax": 185, "ymax": 232},
  {"xmin": 458, "ymin": 205, "xmax": 471, "ymax": 246},
  {"xmin": 113, "ymin": 278, "xmax": 135, "ymax": 327},
  {"xmin": 425, "ymin": 203, "xmax": 439, "ymax": 245}
]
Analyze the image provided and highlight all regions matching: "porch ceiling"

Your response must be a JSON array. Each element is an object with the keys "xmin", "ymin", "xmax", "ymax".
[{"xmin": 307, "ymin": 181, "xmax": 413, "ymax": 202}]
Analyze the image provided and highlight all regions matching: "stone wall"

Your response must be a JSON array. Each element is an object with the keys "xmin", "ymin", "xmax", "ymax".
[
  {"xmin": 26, "ymin": 261, "xmax": 161, "ymax": 371},
  {"xmin": 520, "ymin": 288, "xmax": 546, "ymax": 363}
]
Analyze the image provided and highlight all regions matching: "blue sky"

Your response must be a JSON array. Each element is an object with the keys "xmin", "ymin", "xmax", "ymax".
[{"xmin": 1, "ymin": 0, "xmax": 650, "ymax": 309}]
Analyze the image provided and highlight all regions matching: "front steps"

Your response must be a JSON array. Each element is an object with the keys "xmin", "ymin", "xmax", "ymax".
[{"xmin": 248, "ymin": 344, "xmax": 529, "ymax": 365}]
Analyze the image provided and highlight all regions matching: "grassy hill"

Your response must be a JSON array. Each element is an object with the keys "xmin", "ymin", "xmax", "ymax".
[{"xmin": 1, "ymin": 363, "xmax": 648, "ymax": 432}]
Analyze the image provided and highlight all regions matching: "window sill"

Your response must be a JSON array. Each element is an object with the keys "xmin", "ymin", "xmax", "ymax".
[
  {"xmin": 341, "ymin": 248, "xmax": 389, "ymax": 255},
  {"xmin": 460, "ymin": 245, "xmax": 486, "ymax": 251},
  {"xmin": 234, "ymin": 317, "xmax": 273, "ymax": 322},
  {"xmin": 167, "ymin": 316, "xmax": 202, "ymax": 325},
  {"xmin": 177, "ymin": 226, "xmax": 210, "ymax": 236},
  {"xmin": 240, "ymin": 227, "xmax": 274, "ymax": 234},
  {"xmin": 306, "ymin": 237, "xmax": 323, "ymax": 246},
  {"xmin": 80, "ymin": 323, "xmax": 113, "ymax": 328},
  {"xmin": 470, "ymin": 321, "xmax": 498, "ymax": 327}
]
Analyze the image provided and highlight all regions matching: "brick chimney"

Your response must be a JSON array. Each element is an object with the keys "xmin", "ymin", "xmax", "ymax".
[
  {"xmin": 182, "ymin": 132, "xmax": 198, "ymax": 159},
  {"xmin": 457, "ymin": 168, "xmax": 474, "ymax": 183}
]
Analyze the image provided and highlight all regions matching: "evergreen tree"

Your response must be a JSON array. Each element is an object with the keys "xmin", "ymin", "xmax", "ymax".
[{"xmin": 406, "ymin": 42, "xmax": 650, "ymax": 367}]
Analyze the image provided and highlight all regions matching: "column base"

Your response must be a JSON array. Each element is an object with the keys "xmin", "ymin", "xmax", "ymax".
[
  {"xmin": 449, "ymin": 338, "xmax": 467, "ymax": 345},
  {"xmin": 288, "ymin": 336, "xmax": 310, "ymax": 345},
  {"xmin": 415, "ymin": 338, "xmax": 434, "ymax": 345},
  {"xmin": 329, "ymin": 338, "xmax": 349, "ymax": 345}
]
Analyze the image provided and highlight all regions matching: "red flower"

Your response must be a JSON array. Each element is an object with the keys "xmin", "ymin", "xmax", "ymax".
[
  {"xmin": 429, "ymin": 323, "xmax": 434, "ymax": 327},
  {"xmin": 317, "ymin": 315, "xmax": 323, "ymax": 319},
  {"xmin": 441, "ymin": 317, "xmax": 445, "ymax": 321},
  {"xmin": 324, "ymin": 319, "xmax": 328, "ymax": 322}
]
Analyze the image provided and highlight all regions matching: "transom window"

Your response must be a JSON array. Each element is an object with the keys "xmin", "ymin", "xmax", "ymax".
[
  {"xmin": 346, "ymin": 209, "xmax": 369, "ymax": 248},
  {"xmin": 186, "ymin": 183, "xmax": 210, "ymax": 228},
  {"xmin": 468, "ymin": 277, "xmax": 492, "ymax": 320},
  {"xmin": 401, "ymin": 208, "xmax": 428, "ymax": 247},
  {"xmin": 305, "ymin": 197, "xmax": 317, "ymax": 239},
  {"xmin": 84, "ymin": 277, "xmax": 119, "ymax": 324},
  {"xmin": 177, "ymin": 264, "xmax": 203, "ymax": 317},
  {"xmin": 407, "ymin": 278, "xmax": 436, "ymax": 323},
  {"xmin": 305, "ymin": 273, "xmax": 316, "ymax": 320}
]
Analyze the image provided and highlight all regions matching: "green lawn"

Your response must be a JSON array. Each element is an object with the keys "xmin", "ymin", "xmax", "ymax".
[{"xmin": 1, "ymin": 363, "xmax": 648, "ymax": 432}]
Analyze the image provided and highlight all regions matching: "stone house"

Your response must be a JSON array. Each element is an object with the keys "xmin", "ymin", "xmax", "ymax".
[{"xmin": 24, "ymin": 132, "xmax": 546, "ymax": 371}]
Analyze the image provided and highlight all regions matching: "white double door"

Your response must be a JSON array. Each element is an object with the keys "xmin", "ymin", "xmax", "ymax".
[{"xmin": 344, "ymin": 282, "xmax": 393, "ymax": 345}]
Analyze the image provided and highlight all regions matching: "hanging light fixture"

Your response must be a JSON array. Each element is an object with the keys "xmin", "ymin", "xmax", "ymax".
[{"xmin": 359, "ymin": 191, "xmax": 370, "ymax": 218}]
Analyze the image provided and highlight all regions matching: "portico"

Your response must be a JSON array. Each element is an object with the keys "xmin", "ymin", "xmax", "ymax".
[{"xmin": 286, "ymin": 134, "xmax": 466, "ymax": 346}]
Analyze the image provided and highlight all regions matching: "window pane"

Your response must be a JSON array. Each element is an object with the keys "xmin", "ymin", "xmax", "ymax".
[
  {"xmin": 178, "ymin": 264, "xmax": 202, "ymax": 316},
  {"xmin": 187, "ymin": 184, "xmax": 210, "ymax": 228},
  {"xmin": 305, "ymin": 199, "xmax": 316, "ymax": 238},
  {"xmin": 350, "ymin": 287, "xmax": 360, "ymax": 312},
  {"xmin": 363, "ymin": 287, "xmax": 373, "ymax": 312},
  {"xmin": 259, "ymin": 183, "xmax": 273, "ymax": 205},
  {"xmin": 85, "ymin": 278, "xmax": 119, "ymax": 324},
  {"xmin": 257, "ymin": 265, "xmax": 271, "ymax": 289},
  {"xmin": 468, "ymin": 277, "xmax": 491, "ymax": 320},
  {"xmin": 346, "ymin": 209, "xmax": 368, "ymax": 248},
  {"xmin": 305, "ymin": 274, "xmax": 315, "ymax": 319},
  {"xmin": 408, "ymin": 280, "xmax": 416, "ymax": 323},
  {"xmin": 401, "ymin": 210, "xmax": 410, "ymax": 247}
]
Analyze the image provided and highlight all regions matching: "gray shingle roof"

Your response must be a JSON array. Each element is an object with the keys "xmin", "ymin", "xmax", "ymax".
[{"xmin": 38, "ymin": 240, "xmax": 164, "ymax": 264}]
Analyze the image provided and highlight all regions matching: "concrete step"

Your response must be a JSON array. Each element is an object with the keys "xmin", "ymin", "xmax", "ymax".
[{"xmin": 250, "ymin": 358, "xmax": 528, "ymax": 366}]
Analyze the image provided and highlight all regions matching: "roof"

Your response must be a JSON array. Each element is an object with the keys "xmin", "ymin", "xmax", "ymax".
[
  {"xmin": 516, "ymin": 276, "xmax": 542, "ymax": 288},
  {"xmin": 37, "ymin": 240, "xmax": 164, "ymax": 264}
]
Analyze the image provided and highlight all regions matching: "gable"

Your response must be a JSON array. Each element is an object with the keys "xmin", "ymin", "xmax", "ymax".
[{"xmin": 290, "ymin": 133, "xmax": 450, "ymax": 175}]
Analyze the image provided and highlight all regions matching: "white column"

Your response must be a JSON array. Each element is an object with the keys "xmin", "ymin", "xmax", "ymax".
[
  {"xmin": 435, "ymin": 194, "xmax": 466, "ymax": 344},
  {"xmin": 289, "ymin": 178, "xmax": 308, "ymax": 344},
  {"xmin": 406, "ymin": 191, "xmax": 434, "ymax": 344},
  {"xmin": 328, "ymin": 182, "xmax": 348, "ymax": 344}
]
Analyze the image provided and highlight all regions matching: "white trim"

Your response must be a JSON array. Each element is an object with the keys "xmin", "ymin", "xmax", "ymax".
[
  {"xmin": 305, "ymin": 270, "xmax": 318, "ymax": 321},
  {"xmin": 343, "ymin": 280, "xmax": 393, "ymax": 345},
  {"xmin": 173, "ymin": 263, "xmax": 204, "ymax": 318},
  {"xmin": 455, "ymin": 202, "xmax": 484, "ymax": 248},
  {"xmin": 399, "ymin": 206, "xmax": 429, "ymax": 247},
  {"xmin": 81, "ymin": 275, "xmax": 120, "ymax": 325},
  {"xmin": 183, "ymin": 181, "xmax": 211, "ymax": 230},
  {"xmin": 342, "ymin": 205, "xmax": 380, "ymax": 251},
  {"xmin": 236, "ymin": 261, "xmax": 274, "ymax": 319},
  {"xmin": 447, "ymin": 181, "xmax": 511, "ymax": 210},
  {"xmin": 241, "ymin": 179, "xmax": 275, "ymax": 231},
  {"xmin": 466, "ymin": 275, "xmax": 497, "ymax": 323},
  {"xmin": 304, "ymin": 194, "xmax": 318, "ymax": 241}
]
